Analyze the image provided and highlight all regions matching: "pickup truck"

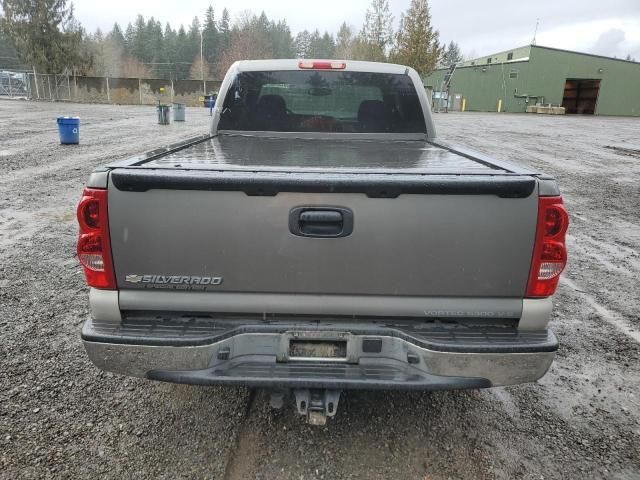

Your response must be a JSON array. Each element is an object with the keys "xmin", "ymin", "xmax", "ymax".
[{"xmin": 78, "ymin": 59, "xmax": 568, "ymax": 424}]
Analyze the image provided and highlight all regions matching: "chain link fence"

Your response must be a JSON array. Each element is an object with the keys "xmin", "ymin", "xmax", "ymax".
[
  {"xmin": 0, "ymin": 70, "xmax": 221, "ymax": 106},
  {"xmin": 0, "ymin": 71, "xmax": 30, "ymax": 98}
]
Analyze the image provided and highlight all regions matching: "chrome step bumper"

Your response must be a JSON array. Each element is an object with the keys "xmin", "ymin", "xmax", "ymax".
[{"xmin": 82, "ymin": 316, "xmax": 557, "ymax": 389}]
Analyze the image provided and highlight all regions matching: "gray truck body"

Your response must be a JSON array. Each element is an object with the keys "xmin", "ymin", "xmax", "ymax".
[{"xmin": 81, "ymin": 60, "xmax": 561, "ymax": 417}]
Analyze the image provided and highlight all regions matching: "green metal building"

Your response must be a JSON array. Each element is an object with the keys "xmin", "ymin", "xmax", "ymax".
[{"xmin": 423, "ymin": 45, "xmax": 640, "ymax": 116}]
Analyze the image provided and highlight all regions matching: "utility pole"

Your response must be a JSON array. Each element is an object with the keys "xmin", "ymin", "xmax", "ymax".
[{"xmin": 200, "ymin": 28, "xmax": 205, "ymax": 94}]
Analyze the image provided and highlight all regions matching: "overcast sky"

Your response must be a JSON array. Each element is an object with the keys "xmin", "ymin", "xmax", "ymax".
[{"xmin": 73, "ymin": 0, "xmax": 640, "ymax": 60}]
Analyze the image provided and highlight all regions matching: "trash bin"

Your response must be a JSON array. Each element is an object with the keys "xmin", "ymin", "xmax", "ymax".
[
  {"xmin": 57, "ymin": 116, "xmax": 80, "ymax": 144},
  {"xmin": 157, "ymin": 104, "xmax": 170, "ymax": 125},
  {"xmin": 173, "ymin": 103, "xmax": 185, "ymax": 122}
]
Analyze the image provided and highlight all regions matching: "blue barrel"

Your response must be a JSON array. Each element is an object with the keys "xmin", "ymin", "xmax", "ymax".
[{"xmin": 57, "ymin": 117, "xmax": 80, "ymax": 144}]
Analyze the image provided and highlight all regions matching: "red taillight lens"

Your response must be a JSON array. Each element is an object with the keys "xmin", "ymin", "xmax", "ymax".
[
  {"xmin": 526, "ymin": 197, "xmax": 569, "ymax": 297},
  {"xmin": 80, "ymin": 198, "xmax": 100, "ymax": 229},
  {"xmin": 76, "ymin": 188, "xmax": 116, "ymax": 289},
  {"xmin": 298, "ymin": 60, "xmax": 346, "ymax": 70}
]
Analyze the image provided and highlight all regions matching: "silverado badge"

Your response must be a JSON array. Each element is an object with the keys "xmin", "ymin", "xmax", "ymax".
[{"xmin": 124, "ymin": 274, "xmax": 223, "ymax": 290}]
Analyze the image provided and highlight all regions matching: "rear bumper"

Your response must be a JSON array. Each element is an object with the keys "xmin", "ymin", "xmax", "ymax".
[{"xmin": 81, "ymin": 316, "xmax": 557, "ymax": 389}]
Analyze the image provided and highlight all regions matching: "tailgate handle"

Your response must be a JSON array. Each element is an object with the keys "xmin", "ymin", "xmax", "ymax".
[{"xmin": 289, "ymin": 207, "xmax": 354, "ymax": 238}]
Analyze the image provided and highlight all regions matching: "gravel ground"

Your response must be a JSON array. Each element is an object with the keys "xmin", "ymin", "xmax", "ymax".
[{"xmin": 1, "ymin": 100, "xmax": 639, "ymax": 480}]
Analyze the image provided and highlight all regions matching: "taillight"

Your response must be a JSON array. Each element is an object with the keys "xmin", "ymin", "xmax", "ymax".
[
  {"xmin": 526, "ymin": 196, "xmax": 569, "ymax": 297},
  {"xmin": 76, "ymin": 188, "xmax": 116, "ymax": 289},
  {"xmin": 298, "ymin": 60, "xmax": 346, "ymax": 70}
]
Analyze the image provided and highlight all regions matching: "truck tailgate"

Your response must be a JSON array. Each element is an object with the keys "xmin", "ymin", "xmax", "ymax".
[{"xmin": 106, "ymin": 137, "xmax": 539, "ymax": 316}]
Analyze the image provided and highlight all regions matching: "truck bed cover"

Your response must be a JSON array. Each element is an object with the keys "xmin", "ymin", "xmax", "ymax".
[
  {"xmin": 108, "ymin": 134, "xmax": 535, "ymax": 175},
  {"xmin": 106, "ymin": 135, "xmax": 538, "ymax": 198},
  {"xmin": 142, "ymin": 135, "xmax": 505, "ymax": 173}
]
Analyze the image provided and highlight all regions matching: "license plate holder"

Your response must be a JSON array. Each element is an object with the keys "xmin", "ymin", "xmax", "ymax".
[
  {"xmin": 279, "ymin": 331, "xmax": 353, "ymax": 362},
  {"xmin": 289, "ymin": 339, "xmax": 347, "ymax": 359}
]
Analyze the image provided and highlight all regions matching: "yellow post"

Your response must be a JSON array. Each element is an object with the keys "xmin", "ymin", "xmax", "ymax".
[
  {"xmin": 497, "ymin": 99, "xmax": 502, "ymax": 112},
  {"xmin": 461, "ymin": 98, "xmax": 466, "ymax": 112}
]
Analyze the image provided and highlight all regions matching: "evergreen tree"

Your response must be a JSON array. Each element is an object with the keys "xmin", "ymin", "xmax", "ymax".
[
  {"xmin": 219, "ymin": 8, "xmax": 231, "ymax": 51},
  {"xmin": 217, "ymin": 11, "xmax": 273, "ymax": 77},
  {"xmin": 88, "ymin": 28, "xmax": 105, "ymax": 74},
  {"xmin": 163, "ymin": 22, "xmax": 178, "ymax": 77},
  {"xmin": 6, "ymin": 4, "xmax": 450, "ymax": 80},
  {"xmin": 147, "ymin": 17, "xmax": 165, "ymax": 76},
  {"xmin": 175, "ymin": 25, "xmax": 193, "ymax": 79},
  {"xmin": 245, "ymin": 11, "xmax": 272, "ymax": 53},
  {"xmin": 187, "ymin": 16, "xmax": 201, "ymax": 68},
  {"xmin": 102, "ymin": 23, "xmax": 126, "ymax": 76},
  {"xmin": 360, "ymin": 0, "xmax": 393, "ymax": 59},
  {"xmin": 308, "ymin": 30, "xmax": 322, "ymax": 57},
  {"xmin": 124, "ymin": 22, "xmax": 135, "ymax": 53},
  {"xmin": 0, "ymin": 12, "xmax": 23, "ymax": 69},
  {"xmin": 131, "ymin": 15, "xmax": 148, "ymax": 62},
  {"xmin": 335, "ymin": 22, "xmax": 354, "ymax": 59},
  {"xmin": 295, "ymin": 30, "xmax": 312, "ymax": 58},
  {"xmin": 391, "ymin": 0, "xmax": 442, "ymax": 75},
  {"xmin": 175, "ymin": 25, "xmax": 189, "ymax": 79},
  {"xmin": 109, "ymin": 22, "xmax": 125, "ymax": 47},
  {"xmin": 256, "ymin": 11, "xmax": 270, "ymax": 34},
  {"xmin": 270, "ymin": 20, "xmax": 294, "ymax": 58},
  {"xmin": 441, "ymin": 40, "xmax": 463, "ymax": 66},
  {"xmin": 2, "ymin": 0, "xmax": 91, "ymax": 73},
  {"xmin": 320, "ymin": 32, "xmax": 336, "ymax": 58},
  {"xmin": 308, "ymin": 30, "xmax": 335, "ymax": 58},
  {"xmin": 350, "ymin": 35, "xmax": 374, "ymax": 61},
  {"xmin": 202, "ymin": 5, "xmax": 218, "ymax": 64},
  {"xmin": 189, "ymin": 16, "xmax": 201, "ymax": 40}
]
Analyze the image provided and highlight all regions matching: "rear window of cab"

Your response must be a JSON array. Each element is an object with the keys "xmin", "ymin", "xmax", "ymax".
[{"xmin": 218, "ymin": 70, "xmax": 426, "ymax": 133}]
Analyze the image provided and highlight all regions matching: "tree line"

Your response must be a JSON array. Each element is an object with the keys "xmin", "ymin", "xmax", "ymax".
[{"xmin": 1, "ymin": 0, "xmax": 464, "ymax": 79}]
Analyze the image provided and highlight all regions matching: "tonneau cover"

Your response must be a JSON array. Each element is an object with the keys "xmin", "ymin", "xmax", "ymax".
[{"xmin": 134, "ymin": 135, "xmax": 508, "ymax": 174}]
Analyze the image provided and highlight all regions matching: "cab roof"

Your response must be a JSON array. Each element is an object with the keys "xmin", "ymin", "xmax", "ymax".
[{"xmin": 232, "ymin": 59, "xmax": 410, "ymax": 75}]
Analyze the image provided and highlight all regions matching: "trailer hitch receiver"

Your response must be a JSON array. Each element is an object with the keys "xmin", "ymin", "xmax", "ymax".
[{"xmin": 293, "ymin": 389, "xmax": 342, "ymax": 425}]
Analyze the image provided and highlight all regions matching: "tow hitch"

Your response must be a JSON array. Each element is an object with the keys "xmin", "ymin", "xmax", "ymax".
[
  {"xmin": 270, "ymin": 389, "xmax": 342, "ymax": 425},
  {"xmin": 294, "ymin": 389, "xmax": 342, "ymax": 425}
]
